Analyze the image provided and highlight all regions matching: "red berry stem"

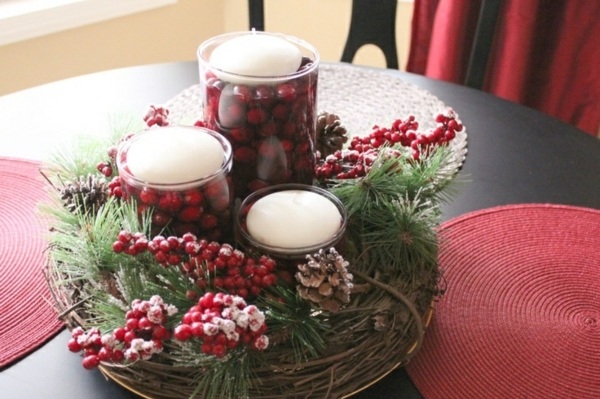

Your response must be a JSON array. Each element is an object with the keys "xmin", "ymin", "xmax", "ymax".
[
  {"xmin": 173, "ymin": 292, "xmax": 269, "ymax": 358},
  {"xmin": 113, "ymin": 231, "xmax": 278, "ymax": 299},
  {"xmin": 68, "ymin": 295, "xmax": 177, "ymax": 369},
  {"xmin": 315, "ymin": 109, "xmax": 462, "ymax": 181}
]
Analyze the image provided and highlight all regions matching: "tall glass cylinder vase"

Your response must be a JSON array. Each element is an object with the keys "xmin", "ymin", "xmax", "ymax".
[{"xmin": 198, "ymin": 31, "xmax": 319, "ymax": 199}]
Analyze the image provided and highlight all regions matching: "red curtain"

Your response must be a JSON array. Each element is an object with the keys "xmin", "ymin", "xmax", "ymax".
[{"xmin": 407, "ymin": 0, "xmax": 600, "ymax": 136}]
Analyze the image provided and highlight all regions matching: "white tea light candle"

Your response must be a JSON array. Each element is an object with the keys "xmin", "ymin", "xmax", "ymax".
[
  {"xmin": 126, "ymin": 127, "xmax": 224, "ymax": 184},
  {"xmin": 209, "ymin": 32, "xmax": 302, "ymax": 84},
  {"xmin": 246, "ymin": 190, "xmax": 342, "ymax": 249}
]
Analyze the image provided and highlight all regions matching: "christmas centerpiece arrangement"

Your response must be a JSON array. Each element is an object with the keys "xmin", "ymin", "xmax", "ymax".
[{"xmin": 43, "ymin": 31, "xmax": 464, "ymax": 399}]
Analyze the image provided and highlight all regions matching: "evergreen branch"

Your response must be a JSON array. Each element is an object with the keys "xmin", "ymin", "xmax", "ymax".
[{"xmin": 259, "ymin": 285, "xmax": 330, "ymax": 362}]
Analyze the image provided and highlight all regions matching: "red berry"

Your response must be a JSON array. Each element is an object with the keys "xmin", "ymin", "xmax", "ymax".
[
  {"xmin": 126, "ymin": 318, "xmax": 139, "ymax": 331},
  {"xmin": 178, "ymin": 206, "xmax": 204, "ymax": 222},
  {"xmin": 82, "ymin": 355, "xmax": 100, "ymax": 370},
  {"xmin": 139, "ymin": 188, "xmax": 159, "ymax": 205},
  {"xmin": 212, "ymin": 344, "xmax": 227, "ymax": 358},
  {"xmin": 138, "ymin": 317, "xmax": 153, "ymax": 330},
  {"xmin": 152, "ymin": 325, "xmax": 170, "ymax": 340},
  {"xmin": 252, "ymin": 85, "xmax": 274, "ymax": 107},
  {"xmin": 232, "ymin": 85, "xmax": 251, "ymax": 103},
  {"xmin": 67, "ymin": 338, "xmax": 82, "ymax": 352},
  {"xmin": 199, "ymin": 214, "xmax": 218, "ymax": 230},
  {"xmin": 261, "ymin": 274, "xmax": 277, "ymax": 287},
  {"xmin": 191, "ymin": 322, "xmax": 205, "ymax": 338},
  {"xmin": 112, "ymin": 241, "xmax": 125, "ymax": 253},
  {"xmin": 234, "ymin": 146, "xmax": 257, "ymax": 163},
  {"xmin": 182, "ymin": 189, "xmax": 204, "ymax": 206},
  {"xmin": 271, "ymin": 103, "xmax": 290, "ymax": 120},
  {"xmin": 246, "ymin": 107, "xmax": 268, "ymax": 125},
  {"xmin": 112, "ymin": 349, "xmax": 124, "ymax": 362},
  {"xmin": 97, "ymin": 347, "xmax": 113, "ymax": 361},
  {"xmin": 152, "ymin": 210, "xmax": 171, "ymax": 227},
  {"xmin": 230, "ymin": 127, "xmax": 253, "ymax": 143},
  {"xmin": 113, "ymin": 327, "xmax": 126, "ymax": 341},
  {"xmin": 276, "ymin": 83, "xmax": 296, "ymax": 102},
  {"xmin": 167, "ymin": 253, "xmax": 181, "ymax": 265}
]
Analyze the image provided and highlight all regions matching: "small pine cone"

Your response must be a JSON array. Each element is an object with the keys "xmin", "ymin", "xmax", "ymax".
[
  {"xmin": 60, "ymin": 174, "xmax": 109, "ymax": 215},
  {"xmin": 316, "ymin": 112, "xmax": 348, "ymax": 158},
  {"xmin": 296, "ymin": 248, "xmax": 353, "ymax": 313}
]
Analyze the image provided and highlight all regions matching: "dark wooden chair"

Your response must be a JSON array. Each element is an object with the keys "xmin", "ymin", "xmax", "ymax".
[
  {"xmin": 247, "ymin": 0, "xmax": 502, "ymax": 89},
  {"xmin": 464, "ymin": 0, "xmax": 503, "ymax": 89},
  {"xmin": 247, "ymin": 0, "xmax": 398, "ymax": 69}
]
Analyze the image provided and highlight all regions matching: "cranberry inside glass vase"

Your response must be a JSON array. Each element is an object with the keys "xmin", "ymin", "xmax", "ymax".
[
  {"xmin": 236, "ymin": 184, "xmax": 347, "ymax": 281},
  {"xmin": 198, "ymin": 31, "xmax": 320, "ymax": 199},
  {"xmin": 117, "ymin": 126, "xmax": 233, "ymax": 240}
]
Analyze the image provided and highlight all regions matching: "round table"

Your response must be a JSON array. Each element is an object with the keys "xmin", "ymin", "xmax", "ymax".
[{"xmin": 1, "ymin": 61, "xmax": 598, "ymax": 399}]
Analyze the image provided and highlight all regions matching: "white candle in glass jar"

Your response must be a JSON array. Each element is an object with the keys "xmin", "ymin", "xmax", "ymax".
[
  {"xmin": 126, "ymin": 127, "xmax": 224, "ymax": 184},
  {"xmin": 246, "ymin": 190, "xmax": 342, "ymax": 249},
  {"xmin": 209, "ymin": 32, "xmax": 302, "ymax": 84}
]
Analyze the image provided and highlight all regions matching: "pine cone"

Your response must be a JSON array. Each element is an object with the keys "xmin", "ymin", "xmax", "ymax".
[
  {"xmin": 316, "ymin": 112, "xmax": 348, "ymax": 158},
  {"xmin": 296, "ymin": 248, "xmax": 353, "ymax": 313},
  {"xmin": 60, "ymin": 174, "xmax": 109, "ymax": 215}
]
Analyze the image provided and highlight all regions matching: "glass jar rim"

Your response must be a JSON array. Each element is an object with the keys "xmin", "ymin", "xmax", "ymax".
[
  {"xmin": 197, "ymin": 31, "xmax": 320, "ymax": 83},
  {"xmin": 236, "ymin": 183, "xmax": 347, "ymax": 257},
  {"xmin": 116, "ymin": 125, "xmax": 233, "ymax": 191}
]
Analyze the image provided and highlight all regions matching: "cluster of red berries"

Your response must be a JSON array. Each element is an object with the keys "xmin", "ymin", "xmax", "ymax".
[
  {"xmin": 143, "ymin": 105, "xmax": 170, "ymax": 127},
  {"xmin": 173, "ymin": 292, "xmax": 269, "ymax": 358},
  {"xmin": 107, "ymin": 176, "xmax": 123, "ymax": 198},
  {"xmin": 113, "ymin": 231, "xmax": 278, "ymax": 299},
  {"xmin": 315, "ymin": 109, "xmax": 462, "ymax": 180},
  {"xmin": 314, "ymin": 147, "xmax": 403, "ymax": 180},
  {"xmin": 68, "ymin": 295, "xmax": 177, "ymax": 369},
  {"xmin": 203, "ymin": 57, "xmax": 317, "ymax": 197}
]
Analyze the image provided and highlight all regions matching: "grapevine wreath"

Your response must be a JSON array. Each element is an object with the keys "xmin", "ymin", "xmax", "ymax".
[{"xmin": 43, "ymin": 68, "xmax": 465, "ymax": 399}]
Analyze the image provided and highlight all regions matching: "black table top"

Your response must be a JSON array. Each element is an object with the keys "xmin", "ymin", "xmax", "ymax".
[{"xmin": 1, "ymin": 61, "xmax": 599, "ymax": 399}]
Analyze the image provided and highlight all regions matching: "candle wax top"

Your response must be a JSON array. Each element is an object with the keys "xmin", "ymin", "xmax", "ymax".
[
  {"xmin": 246, "ymin": 190, "xmax": 342, "ymax": 249},
  {"xmin": 126, "ymin": 128, "xmax": 224, "ymax": 184},
  {"xmin": 209, "ymin": 33, "xmax": 302, "ymax": 81}
]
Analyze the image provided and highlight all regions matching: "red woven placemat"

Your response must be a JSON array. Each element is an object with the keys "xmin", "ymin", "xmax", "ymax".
[
  {"xmin": 0, "ymin": 157, "xmax": 63, "ymax": 368},
  {"xmin": 406, "ymin": 204, "xmax": 600, "ymax": 398}
]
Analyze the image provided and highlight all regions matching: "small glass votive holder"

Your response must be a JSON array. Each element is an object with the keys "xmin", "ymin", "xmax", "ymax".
[
  {"xmin": 197, "ymin": 31, "xmax": 320, "ymax": 199},
  {"xmin": 117, "ymin": 126, "xmax": 233, "ymax": 240},
  {"xmin": 235, "ymin": 183, "xmax": 347, "ymax": 282}
]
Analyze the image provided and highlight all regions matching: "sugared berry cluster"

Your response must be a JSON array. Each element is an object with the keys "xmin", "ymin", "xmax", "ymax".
[
  {"xmin": 67, "ymin": 295, "xmax": 177, "ymax": 369},
  {"xmin": 315, "ymin": 109, "xmax": 462, "ymax": 180},
  {"xmin": 113, "ymin": 231, "xmax": 278, "ymax": 299},
  {"xmin": 173, "ymin": 292, "xmax": 269, "ymax": 358}
]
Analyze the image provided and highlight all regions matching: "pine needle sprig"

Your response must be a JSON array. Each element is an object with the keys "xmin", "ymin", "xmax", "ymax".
[
  {"xmin": 258, "ymin": 285, "xmax": 330, "ymax": 362},
  {"xmin": 43, "ymin": 112, "xmax": 144, "ymax": 186},
  {"xmin": 193, "ymin": 352, "xmax": 253, "ymax": 399},
  {"xmin": 169, "ymin": 344, "xmax": 254, "ymax": 399},
  {"xmin": 326, "ymin": 146, "xmax": 454, "ymax": 283},
  {"xmin": 358, "ymin": 193, "xmax": 441, "ymax": 284},
  {"xmin": 329, "ymin": 145, "xmax": 454, "ymax": 220},
  {"xmin": 47, "ymin": 198, "xmax": 147, "ymax": 288},
  {"xmin": 114, "ymin": 261, "xmax": 195, "ymax": 325}
]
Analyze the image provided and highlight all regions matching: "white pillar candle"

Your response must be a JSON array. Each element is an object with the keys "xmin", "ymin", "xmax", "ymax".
[
  {"xmin": 209, "ymin": 32, "xmax": 302, "ymax": 84},
  {"xmin": 126, "ymin": 127, "xmax": 224, "ymax": 185},
  {"xmin": 246, "ymin": 190, "xmax": 342, "ymax": 249}
]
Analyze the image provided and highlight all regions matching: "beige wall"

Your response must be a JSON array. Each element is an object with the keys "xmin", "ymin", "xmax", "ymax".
[{"xmin": 0, "ymin": 0, "xmax": 413, "ymax": 96}]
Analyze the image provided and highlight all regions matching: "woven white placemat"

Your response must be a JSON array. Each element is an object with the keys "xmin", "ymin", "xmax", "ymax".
[{"xmin": 165, "ymin": 63, "xmax": 468, "ymax": 173}]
